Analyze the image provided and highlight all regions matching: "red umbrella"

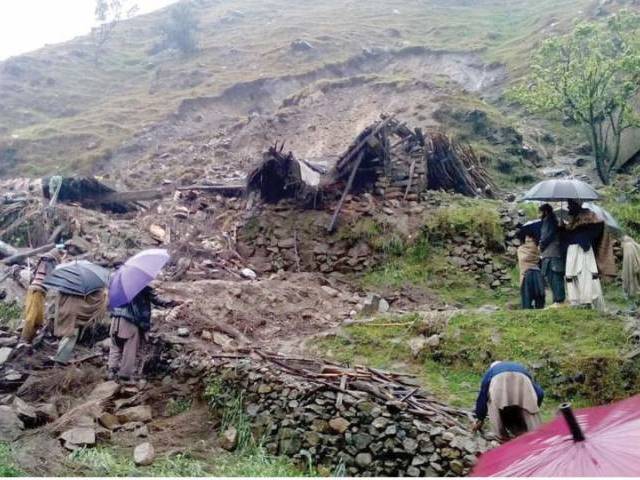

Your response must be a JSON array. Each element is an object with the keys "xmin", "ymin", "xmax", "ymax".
[{"xmin": 472, "ymin": 396, "xmax": 640, "ymax": 477}]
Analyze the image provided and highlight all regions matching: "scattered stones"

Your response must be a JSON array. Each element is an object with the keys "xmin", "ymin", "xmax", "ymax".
[
  {"xmin": 0, "ymin": 406, "xmax": 23, "ymax": 441},
  {"xmin": 0, "ymin": 347, "xmax": 12, "ymax": 365},
  {"xmin": 240, "ymin": 268, "xmax": 257, "ymax": 280},
  {"xmin": 290, "ymin": 39, "xmax": 314, "ymax": 52},
  {"xmin": 134, "ymin": 442, "xmax": 155, "ymax": 466},
  {"xmin": 98, "ymin": 413, "xmax": 120, "ymax": 430},
  {"xmin": 88, "ymin": 381, "xmax": 120, "ymax": 402},
  {"xmin": 220, "ymin": 426, "xmax": 238, "ymax": 451},
  {"xmin": 116, "ymin": 405, "xmax": 152, "ymax": 423},
  {"xmin": 177, "ymin": 327, "xmax": 190, "ymax": 337},
  {"xmin": 60, "ymin": 427, "xmax": 96, "ymax": 450},
  {"xmin": 408, "ymin": 337, "xmax": 428, "ymax": 357}
]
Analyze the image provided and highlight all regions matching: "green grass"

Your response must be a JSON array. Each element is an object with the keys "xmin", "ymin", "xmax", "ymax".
[
  {"xmin": 0, "ymin": 302, "xmax": 22, "ymax": 330},
  {"xmin": 212, "ymin": 448, "xmax": 309, "ymax": 477},
  {"xmin": 68, "ymin": 447, "xmax": 210, "ymax": 477},
  {"xmin": 165, "ymin": 398, "xmax": 192, "ymax": 417},
  {"xmin": 0, "ymin": 443, "xmax": 23, "ymax": 477},
  {"xmin": 423, "ymin": 201, "xmax": 504, "ymax": 247},
  {"xmin": 313, "ymin": 307, "xmax": 635, "ymax": 421},
  {"xmin": 363, "ymin": 245, "xmax": 516, "ymax": 308},
  {"xmin": 203, "ymin": 378, "xmax": 313, "ymax": 477},
  {"xmin": 0, "ymin": 0, "xmax": 595, "ymax": 176},
  {"xmin": 438, "ymin": 309, "xmax": 636, "ymax": 405}
]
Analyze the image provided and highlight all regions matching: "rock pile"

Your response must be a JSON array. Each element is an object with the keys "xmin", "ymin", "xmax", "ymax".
[{"xmin": 167, "ymin": 349, "xmax": 496, "ymax": 477}]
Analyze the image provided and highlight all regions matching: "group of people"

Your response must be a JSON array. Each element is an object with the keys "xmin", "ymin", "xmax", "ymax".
[
  {"xmin": 19, "ymin": 247, "xmax": 174, "ymax": 382},
  {"xmin": 517, "ymin": 200, "xmax": 615, "ymax": 310}
]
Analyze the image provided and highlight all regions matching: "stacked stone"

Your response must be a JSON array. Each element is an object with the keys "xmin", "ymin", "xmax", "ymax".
[
  {"xmin": 166, "ymin": 351, "xmax": 495, "ymax": 477},
  {"xmin": 445, "ymin": 233, "xmax": 512, "ymax": 289}
]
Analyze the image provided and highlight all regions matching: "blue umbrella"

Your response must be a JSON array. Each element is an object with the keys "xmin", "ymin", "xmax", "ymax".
[{"xmin": 43, "ymin": 260, "xmax": 110, "ymax": 296}]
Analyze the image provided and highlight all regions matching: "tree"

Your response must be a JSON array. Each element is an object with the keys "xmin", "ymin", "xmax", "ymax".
[
  {"xmin": 161, "ymin": 2, "xmax": 200, "ymax": 55},
  {"xmin": 92, "ymin": 0, "xmax": 138, "ymax": 64},
  {"xmin": 512, "ymin": 11, "xmax": 640, "ymax": 184}
]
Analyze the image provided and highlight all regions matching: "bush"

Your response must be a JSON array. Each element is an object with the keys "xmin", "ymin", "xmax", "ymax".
[
  {"xmin": 160, "ymin": 2, "xmax": 199, "ymax": 54},
  {"xmin": 423, "ymin": 202, "xmax": 503, "ymax": 246}
]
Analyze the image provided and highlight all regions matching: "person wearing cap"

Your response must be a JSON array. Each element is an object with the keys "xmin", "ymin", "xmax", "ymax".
[
  {"xmin": 20, "ymin": 245, "xmax": 65, "ymax": 343},
  {"xmin": 472, "ymin": 361, "xmax": 544, "ymax": 440}
]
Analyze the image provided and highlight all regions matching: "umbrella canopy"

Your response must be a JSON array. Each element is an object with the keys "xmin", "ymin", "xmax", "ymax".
[
  {"xmin": 523, "ymin": 179, "xmax": 600, "ymax": 202},
  {"xmin": 43, "ymin": 260, "xmax": 110, "ymax": 296},
  {"xmin": 518, "ymin": 220, "xmax": 542, "ymax": 243},
  {"xmin": 109, "ymin": 249, "xmax": 170, "ymax": 308},
  {"xmin": 472, "ymin": 396, "xmax": 640, "ymax": 477},
  {"xmin": 583, "ymin": 202, "xmax": 622, "ymax": 233}
]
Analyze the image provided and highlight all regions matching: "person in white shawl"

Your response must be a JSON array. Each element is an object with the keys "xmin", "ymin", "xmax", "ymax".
[
  {"xmin": 563, "ymin": 200, "xmax": 605, "ymax": 310},
  {"xmin": 622, "ymin": 235, "xmax": 640, "ymax": 298}
]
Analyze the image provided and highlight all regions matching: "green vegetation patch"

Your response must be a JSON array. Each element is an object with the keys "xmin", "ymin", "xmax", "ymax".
[
  {"xmin": 437, "ymin": 309, "xmax": 635, "ymax": 405},
  {"xmin": 422, "ymin": 201, "xmax": 504, "ymax": 247},
  {"xmin": 68, "ymin": 447, "xmax": 210, "ymax": 477},
  {"xmin": 0, "ymin": 443, "xmax": 23, "ymax": 477},
  {"xmin": 0, "ymin": 302, "xmax": 22, "ymax": 330}
]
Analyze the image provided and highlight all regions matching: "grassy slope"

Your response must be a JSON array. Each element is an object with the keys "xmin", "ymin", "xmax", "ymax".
[
  {"xmin": 315, "ymin": 307, "xmax": 636, "ymax": 421},
  {"xmin": 0, "ymin": 0, "xmax": 593, "ymax": 175}
]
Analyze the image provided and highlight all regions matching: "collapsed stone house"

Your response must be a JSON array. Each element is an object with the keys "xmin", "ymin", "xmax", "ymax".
[{"xmin": 245, "ymin": 115, "xmax": 496, "ymax": 228}]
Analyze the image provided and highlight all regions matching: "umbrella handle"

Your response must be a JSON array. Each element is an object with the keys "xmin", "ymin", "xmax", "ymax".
[{"xmin": 559, "ymin": 403, "xmax": 585, "ymax": 442}]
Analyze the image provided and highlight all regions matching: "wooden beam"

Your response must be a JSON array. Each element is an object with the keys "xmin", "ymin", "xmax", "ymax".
[
  {"xmin": 0, "ymin": 240, "xmax": 18, "ymax": 259},
  {"xmin": 327, "ymin": 150, "xmax": 365, "ymax": 233},
  {"xmin": 336, "ymin": 115, "xmax": 395, "ymax": 172},
  {"xmin": 2, "ymin": 243, "xmax": 55, "ymax": 266}
]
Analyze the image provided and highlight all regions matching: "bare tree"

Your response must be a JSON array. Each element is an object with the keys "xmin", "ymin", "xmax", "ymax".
[{"xmin": 92, "ymin": 0, "xmax": 138, "ymax": 64}]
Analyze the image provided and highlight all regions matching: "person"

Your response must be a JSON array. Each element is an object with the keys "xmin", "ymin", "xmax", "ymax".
[
  {"xmin": 539, "ymin": 204, "xmax": 566, "ymax": 306},
  {"xmin": 108, "ymin": 286, "xmax": 176, "ymax": 382},
  {"xmin": 472, "ymin": 361, "xmax": 544, "ymax": 440},
  {"xmin": 53, "ymin": 288, "xmax": 108, "ymax": 363},
  {"xmin": 563, "ymin": 200, "xmax": 605, "ymax": 310},
  {"xmin": 20, "ymin": 245, "xmax": 65, "ymax": 343},
  {"xmin": 622, "ymin": 235, "xmax": 640, "ymax": 298},
  {"xmin": 517, "ymin": 227, "xmax": 545, "ymax": 310}
]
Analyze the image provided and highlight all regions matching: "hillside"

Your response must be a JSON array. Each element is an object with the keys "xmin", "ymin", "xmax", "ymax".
[{"xmin": 0, "ymin": 0, "xmax": 605, "ymax": 185}]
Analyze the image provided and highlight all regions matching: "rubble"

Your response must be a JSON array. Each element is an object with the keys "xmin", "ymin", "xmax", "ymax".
[
  {"xmin": 60, "ymin": 426, "xmax": 96, "ymax": 450},
  {"xmin": 116, "ymin": 405, "xmax": 153, "ymax": 423},
  {"xmin": 133, "ymin": 442, "xmax": 156, "ymax": 466},
  {"xmin": 179, "ymin": 350, "xmax": 497, "ymax": 477},
  {"xmin": 0, "ymin": 405, "xmax": 24, "ymax": 441},
  {"xmin": 220, "ymin": 426, "xmax": 238, "ymax": 451}
]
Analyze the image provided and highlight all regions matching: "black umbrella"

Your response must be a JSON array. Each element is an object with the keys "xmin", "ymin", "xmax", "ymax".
[
  {"xmin": 43, "ymin": 260, "xmax": 110, "ymax": 296},
  {"xmin": 523, "ymin": 179, "xmax": 600, "ymax": 202}
]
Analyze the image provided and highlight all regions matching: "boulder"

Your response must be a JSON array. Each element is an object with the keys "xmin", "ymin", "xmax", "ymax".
[
  {"xmin": 177, "ymin": 328, "xmax": 190, "ymax": 337},
  {"xmin": 60, "ymin": 427, "xmax": 96, "ymax": 450},
  {"xmin": 0, "ymin": 347, "xmax": 12, "ymax": 365},
  {"xmin": 34, "ymin": 403, "xmax": 58, "ymax": 422},
  {"xmin": 12, "ymin": 397, "xmax": 38, "ymax": 427},
  {"xmin": 355, "ymin": 452, "xmax": 372, "ymax": 468},
  {"xmin": 408, "ymin": 337, "xmax": 427, "ymax": 357},
  {"xmin": 0, "ymin": 406, "xmax": 23, "ymax": 441},
  {"xmin": 240, "ymin": 268, "xmax": 257, "ymax": 280},
  {"xmin": 425, "ymin": 335, "xmax": 441, "ymax": 349},
  {"xmin": 378, "ymin": 298, "xmax": 390, "ymax": 314},
  {"xmin": 88, "ymin": 381, "xmax": 120, "ymax": 402},
  {"xmin": 134, "ymin": 442, "xmax": 156, "ymax": 466},
  {"xmin": 329, "ymin": 417, "xmax": 350, "ymax": 434},
  {"xmin": 220, "ymin": 426, "xmax": 238, "ymax": 451},
  {"xmin": 98, "ymin": 413, "xmax": 120, "ymax": 430},
  {"xmin": 117, "ymin": 405, "xmax": 152, "ymax": 423}
]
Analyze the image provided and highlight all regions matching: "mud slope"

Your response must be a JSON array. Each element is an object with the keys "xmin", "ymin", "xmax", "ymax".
[{"xmin": 108, "ymin": 49, "xmax": 505, "ymax": 188}]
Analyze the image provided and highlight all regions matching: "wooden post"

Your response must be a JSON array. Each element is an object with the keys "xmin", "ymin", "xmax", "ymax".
[{"xmin": 327, "ymin": 150, "xmax": 365, "ymax": 233}]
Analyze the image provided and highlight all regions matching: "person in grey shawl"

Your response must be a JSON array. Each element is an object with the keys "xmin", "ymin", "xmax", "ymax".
[{"xmin": 539, "ymin": 204, "xmax": 566, "ymax": 305}]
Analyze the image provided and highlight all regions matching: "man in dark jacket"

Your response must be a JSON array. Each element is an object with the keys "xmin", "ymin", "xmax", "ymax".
[
  {"xmin": 108, "ymin": 286, "xmax": 176, "ymax": 381},
  {"xmin": 539, "ymin": 204, "xmax": 566, "ymax": 305}
]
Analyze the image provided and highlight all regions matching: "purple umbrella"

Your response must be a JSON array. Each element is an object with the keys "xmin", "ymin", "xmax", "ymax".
[{"xmin": 109, "ymin": 249, "xmax": 170, "ymax": 308}]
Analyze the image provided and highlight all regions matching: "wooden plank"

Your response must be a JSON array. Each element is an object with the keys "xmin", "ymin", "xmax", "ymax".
[
  {"xmin": 91, "ymin": 189, "xmax": 167, "ymax": 204},
  {"xmin": 2, "ymin": 243, "xmax": 55, "ymax": 265},
  {"xmin": 327, "ymin": 150, "xmax": 365, "ymax": 233},
  {"xmin": 335, "ymin": 116, "xmax": 395, "ymax": 172}
]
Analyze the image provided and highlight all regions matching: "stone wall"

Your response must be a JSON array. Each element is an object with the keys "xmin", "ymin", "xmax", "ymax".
[{"xmin": 166, "ymin": 350, "xmax": 496, "ymax": 477}]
